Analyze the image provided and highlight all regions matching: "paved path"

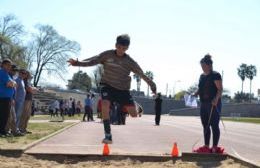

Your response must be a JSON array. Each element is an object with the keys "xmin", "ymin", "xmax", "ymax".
[{"xmin": 25, "ymin": 115, "xmax": 260, "ymax": 165}]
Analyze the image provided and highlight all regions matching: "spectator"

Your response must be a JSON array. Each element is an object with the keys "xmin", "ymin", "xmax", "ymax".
[
  {"xmin": 90, "ymin": 94, "xmax": 95, "ymax": 121},
  {"xmin": 68, "ymin": 97, "xmax": 73, "ymax": 116},
  {"xmin": 15, "ymin": 69, "xmax": 27, "ymax": 133},
  {"xmin": 154, "ymin": 93, "xmax": 162, "ymax": 126},
  {"xmin": 54, "ymin": 99, "xmax": 60, "ymax": 117},
  {"xmin": 5, "ymin": 64, "xmax": 19, "ymax": 136},
  {"xmin": 0, "ymin": 59, "xmax": 16, "ymax": 137},
  {"xmin": 20, "ymin": 71, "xmax": 36, "ymax": 134},
  {"xmin": 83, "ymin": 94, "xmax": 93, "ymax": 121},
  {"xmin": 59, "ymin": 99, "xmax": 65, "ymax": 120},
  {"xmin": 97, "ymin": 97, "xmax": 102, "ymax": 119},
  {"xmin": 72, "ymin": 98, "xmax": 76, "ymax": 116},
  {"xmin": 64, "ymin": 99, "xmax": 69, "ymax": 116},
  {"xmin": 49, "ymin": 100, "xmax": 56, "ymax": 118},
  {"xmin": 76, "ymin": 100, "xmax": 82, "ymax": 116}
]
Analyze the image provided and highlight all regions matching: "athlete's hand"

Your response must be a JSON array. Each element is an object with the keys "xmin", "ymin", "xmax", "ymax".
[{"xmin": 67, "ymin": 58, "xmax": 78, "ymax": 66}]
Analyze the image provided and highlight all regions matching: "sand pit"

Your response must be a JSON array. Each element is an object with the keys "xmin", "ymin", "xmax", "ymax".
[{"xmin": 0, "ymin": 154, "xmax": 250, "ymax": 168}]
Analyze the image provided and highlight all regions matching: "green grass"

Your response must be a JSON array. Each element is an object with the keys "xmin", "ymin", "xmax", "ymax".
[
  {"xmin": 0, "ymin": 122, "xmax": 74, "ymax": 149},
  {"xmin": 30, "ymin": 114, "xmax": 85, "ymax": 121},
  {"xmin": 222, "ymin": 117, "xmax": 260, "ymax": 124}
]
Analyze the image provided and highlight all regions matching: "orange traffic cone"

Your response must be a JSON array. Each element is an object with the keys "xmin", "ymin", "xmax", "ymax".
[
  {"xmin": 171, "ymin": 142, "xmax": 179, "ymax": 157},
  {"xmin": 103, "ymin": 143, "xmax": 110, "ymax": 156}
]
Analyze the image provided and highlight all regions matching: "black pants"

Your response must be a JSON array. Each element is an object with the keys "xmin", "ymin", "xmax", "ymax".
[
  {"xmin": 76, "ymin": 108, "xmax": 81, "ymax": 116},
  {"xmin": 200, "ymin": 102, "xmax": 221, "ymax": 146},
  {"xmin": 83, "ymin": 106, "xmax": 93, "ymax": 121},
  {"xmin": 155, "ymin": 111, "xmax": 161, "ymax": 125},
  {"xmin": 0, "ymin": 98, "xmax": 11, "ymax": 134}
]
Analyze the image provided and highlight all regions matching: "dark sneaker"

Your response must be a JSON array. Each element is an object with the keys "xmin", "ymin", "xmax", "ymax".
[
  {"xmin": 102, "ymin": 134, "xmax": 112, "ymax": 144},
  {"xmin": 13, "ymin": 131, "xmax": 25, "ymax": 137}
]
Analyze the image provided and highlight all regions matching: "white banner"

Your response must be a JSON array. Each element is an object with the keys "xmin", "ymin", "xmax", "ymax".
[{"xmin": 184, "ymin": 94, "xmax": 198, "ymax": 108}]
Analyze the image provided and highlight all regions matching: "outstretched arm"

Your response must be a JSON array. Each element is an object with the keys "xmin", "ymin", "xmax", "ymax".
[
  {"xmin": 139, "ymin": 73, "xmax": 157, "ymax": 94},
  {"xmin": 129, "ymin": 59, "xmax": 157, "ymax": 94},
  {"xmin": 67, "ymin": 55, "xmax": 104, "ymax": 67}
]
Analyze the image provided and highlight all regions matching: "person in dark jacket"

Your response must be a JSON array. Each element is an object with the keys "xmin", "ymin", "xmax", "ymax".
[{"xmin": 154, "ymin": 93, "xmax": 162, "ymax": 126}]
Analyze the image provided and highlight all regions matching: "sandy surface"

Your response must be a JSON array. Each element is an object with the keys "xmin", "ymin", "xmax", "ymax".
[{"xmin": 0, "ymin": 154, "xmax": 248, "ymax": 168}]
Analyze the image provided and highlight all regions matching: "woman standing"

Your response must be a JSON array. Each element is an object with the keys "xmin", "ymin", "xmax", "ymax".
[{"xmin": 193, "ymin": 54, "xmax": 224, "ymax": 153}]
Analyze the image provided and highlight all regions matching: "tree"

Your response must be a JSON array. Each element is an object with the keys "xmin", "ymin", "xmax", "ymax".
[
  {"xmin": 187, "ymin": 83, "xmax": 198, "ymax": 94},
  {"xmin": 144, "ymin": 71, "xmax": 154, "ymax": 96},
  {"xmin": 237, "ymin": 63, "xmax": 247, "ymax": 93},
  {"xmin": 67, "ymin": 70, "xmax": 92, "ymax": 92},
  {"xmin": 234, "ymin": 91, "xmax": 251, "ymax": 103},
  {"xmin": 246, "ymin": 64, "xmax": 257, "ymax": 102},
  {"xmin": 28, "ymin": 24, "xmax": 80, "ymax": 87},
  {"xmin": 133, "ymin": 74, "xmax": 141, "ymax": 92},
  {"xmin": 0, "ymin": 14, "xmax": 24, "ymax": 44},
  {"xmin": 0, "ymin": 14, "xmax": 26, "ymax": 67},
  {"xmin": 174, "ymin": 90, "xmax": 186, "ymax": 100}
]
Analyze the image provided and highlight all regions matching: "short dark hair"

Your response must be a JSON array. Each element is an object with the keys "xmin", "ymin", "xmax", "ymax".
[
  {"xmin": 116, "ymin": 34, "xmax": 130, "ymax": 46},
  {"xmin": 11, "ymin": 64, "xmax": 19, "ymax": 71},
  {"xmin": 2, "ymin": 58, "xmax": 12, "ymax": 65},
  {"xmin": 19, "ymin": 69, "xmax": 27, "ymax": 75},
  {"xmin": 200, "ymin": 54, "xmax": 213, "ymax": 65}
]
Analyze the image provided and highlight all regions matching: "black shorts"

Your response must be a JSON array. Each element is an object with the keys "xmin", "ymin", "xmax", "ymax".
[{"xmin": 100, "ymin": 83, "xmax": 134, "ymax": 106}]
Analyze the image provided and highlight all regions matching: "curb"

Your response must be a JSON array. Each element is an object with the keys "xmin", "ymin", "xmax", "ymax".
[
  {"xmin": 0, "ymin": 121, "xmax": 80, "ymax": 154},
  {"xmin": 228, "ymin": 153, "xmax": 260, "ymax": 168}
]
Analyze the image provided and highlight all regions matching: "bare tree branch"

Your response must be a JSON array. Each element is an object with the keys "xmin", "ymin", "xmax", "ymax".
[{"xmin": 29, "ymin": 24, "xmax": 80, "ymax": 87}]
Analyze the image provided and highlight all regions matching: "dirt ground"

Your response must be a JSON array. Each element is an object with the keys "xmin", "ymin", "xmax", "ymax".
[{"xmin": 0, "ymin": 154, "xmax": 249, "ymax": 168}]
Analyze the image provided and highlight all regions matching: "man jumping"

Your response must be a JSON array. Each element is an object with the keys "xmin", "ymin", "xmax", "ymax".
[{"xmin": 68, "ymin": 34, "xmax": 156, "ymax": 144}]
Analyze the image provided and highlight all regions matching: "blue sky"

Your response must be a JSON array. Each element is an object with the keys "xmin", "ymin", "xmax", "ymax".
[{"xmin": 1, "ymin": 0, "xmax": 260, "ymax": 96}]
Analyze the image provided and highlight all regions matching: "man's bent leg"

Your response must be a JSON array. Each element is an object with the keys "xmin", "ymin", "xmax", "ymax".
[{"xmin": 125, "ymin": 105, "xmax": 138, "ymax": 117}]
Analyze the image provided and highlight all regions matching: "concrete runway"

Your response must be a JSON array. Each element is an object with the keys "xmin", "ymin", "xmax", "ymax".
[{"xmin": 25, "ymin": 115, "xmax": 260, "ymax": 165}]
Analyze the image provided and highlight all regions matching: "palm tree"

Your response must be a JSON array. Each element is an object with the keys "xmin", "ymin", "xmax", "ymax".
[
  {"xmin": 144, "ymin": 71, "xmax": 154, "ymax": 97},
  {"xmin": 246, "ymin": 64, "xmax": 257, "ymax": 102},
  {"xmin": 133, "ymin": 74, "xmax": 141, "ymax": 91},
  {"xmin": 237, "ymin": 64, "xmax": 247, "ymax": 93}
]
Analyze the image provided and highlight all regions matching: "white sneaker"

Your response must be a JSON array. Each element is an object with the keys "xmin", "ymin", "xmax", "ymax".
[{"xmin": 102, "ymin": 134, "xmax": 112, "ymax": 144}]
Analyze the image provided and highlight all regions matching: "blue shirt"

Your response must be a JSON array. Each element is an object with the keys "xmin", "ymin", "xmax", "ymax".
[
  {"xmin": 85, "ymin": 97, "xmax": 92, "ymax": 107},
  {"xmin": 0, "ymin": 69, "xmax": 14, "ymax": 98},
  {"xmin": 15, "ymin": 77, "xmax": 26, "ymax": 102}
]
